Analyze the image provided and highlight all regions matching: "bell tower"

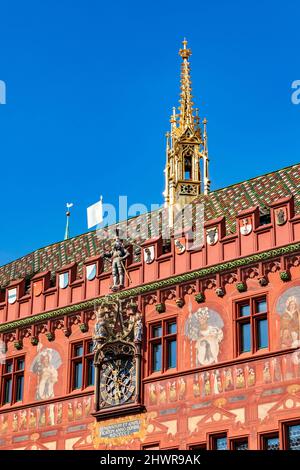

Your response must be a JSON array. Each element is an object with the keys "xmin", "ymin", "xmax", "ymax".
[{"xmin": 164, "ymin": 39, "xmax": 210, "ymax": 208}]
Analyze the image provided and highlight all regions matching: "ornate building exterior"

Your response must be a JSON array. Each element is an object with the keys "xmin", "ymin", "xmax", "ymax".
[{"xmin": 0, "ymin": 41, "xmax": 300, "ymax": 451}]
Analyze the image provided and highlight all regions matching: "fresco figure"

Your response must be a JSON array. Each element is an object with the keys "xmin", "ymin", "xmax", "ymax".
[
  {"xmin": 29, "ymin": 411, "xmax": 37, "ymax": 429},
  {"xmin": 263, "ymin": 361, "xmax": 272, "ymax": 384},
  {"xmin": 57, "ymin": 403, "xmax": 63, "ymax": 423},
  {"xmin": 30, "ymin": 346, "xmax": 62, "ymax": 400},
  {"xmin": 47, "ymin": 404, "xmax": 55, "ymax": 426},
  {"xmin": 272, "ymin": 357, "xmax": 282, "ymax": 382},
  {"xmin": 38, "ymin": 406, "xmax": 46, "ymax": 426},
  {"xmin": 83, "ymin": 397, "xmax": 91, "ymax": 417},
  {"xmin": 204, "ymin": 372, "xmax": 211, "ymax": 396},
  {"xmin": 178, "ymin": 378, "xmax": 186, "ymax": 400},
  {"xmin": 213, "ymin": 370, "xmax": 222, "ymax": 394},
  {"xmin": 149, "ymin": 383, "xmax": 157, "ymax": 405},
  {"xmin": 185, "ymin": 307, "xmax": 224, "ymax": 366},
  {"xmin": 224, "ymin": 368, "xmax": 234, "ymax": 391},
  {"xmin": 67, "ymin": 402, "xmax": 74, "ymax": 421},
  {"xmin": 292, "ymin": 350, "xmax": 300, "ymax": 377},
  {"xmin": 247, "ymin": 367, "xmax": 256, "ymax": 387},
  {"xmin": 235, "ymin": 368, "xmax": 245, "ymax": 389},
  {"xmin": 1, "ymin": 416, "xmax": 8, "ymax": 433},
  {"xmin": 75, "ymin": 402, "xmax": 83, "ymax": 420},
  {"xmin": 19, "ymin": 410, "xmax": 27, "ymax": 431},
  {"xmin": 12, "ymin": 413, "xmax": 18, "ymax": 432},
  {"xmin": 276, "ymin": 288, "xmax": 300, "ymax": 349},
  {"xmin": 168, "ymin": 381, "xmax": 177, "ymax": 402},
  {"xmin": 193, "ymin": 375, "xmax": 201, "ymax": 397},
  {"xmin": 158, "ymin": 385, "xmax": 166, "ymax": 404},
  {"xmin": 280, "ymin": 297, "xmax": 300, "ymax": 348}
]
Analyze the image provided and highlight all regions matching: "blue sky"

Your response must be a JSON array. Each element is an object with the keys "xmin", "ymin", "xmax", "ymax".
[{"xmin": 0, "ymin": 0, "xmax": 299, "ymax": 265}]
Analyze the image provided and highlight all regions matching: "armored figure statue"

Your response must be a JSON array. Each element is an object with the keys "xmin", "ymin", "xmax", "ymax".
[
  {"xmin": 134, "ymin": 312, "xmax": 143, "ymax": 343},
  {"xmin": 102, "ymin": 238, "xmax": 130, "ymax": 291},
  {"xmin": 93, "ymin": 308, "xmax": 108, "ymax": 351},
  {"xmin": 94, "ymin": 308, "xmax": 108, "ymax": 340}
]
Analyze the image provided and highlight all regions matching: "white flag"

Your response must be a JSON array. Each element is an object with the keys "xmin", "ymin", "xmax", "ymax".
[{"xmin": 87, "ymin": 197, "xmax": 103, "ymax": 229}]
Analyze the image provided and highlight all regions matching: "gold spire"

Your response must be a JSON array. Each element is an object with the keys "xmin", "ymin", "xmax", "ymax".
[
  {"xmin": 163, "ymin": 40, "xmax": 211, "ymax": 210},
  {"xmin": 178, "ymin": 38, "xmax": 194, "ymax": 130}
]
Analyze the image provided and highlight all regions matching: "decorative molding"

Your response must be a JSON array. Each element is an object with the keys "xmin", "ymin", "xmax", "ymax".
[{"xmin": 0, "ymin": 242, "xmax": 299, "ymax": 333}]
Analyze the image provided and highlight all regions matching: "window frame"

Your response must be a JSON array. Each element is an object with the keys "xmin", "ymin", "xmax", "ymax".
[
  {"xmin": 142, "ymin": 442, "xmax": 160, "ymax": 450},
  {"xmin": 148, "ymin": 317, "xmax": 177, "ymax": 375},
  {"xmin": 184, "ymin": 156, "xmax": 192, "ymax": 180},
  {"xmin": 70, "ymin": 338, "xmax": 94, "ymax": 392},
  {"xmin": 281, "ymin": 419, "xmax": 300, "ymax": 450},
  {"xmin": 188, "ymin": 443, "xmax": 207, "ymax": 450},
  {"xmin": 229, "ymin": 436, "xmax": 249, "ymax": 450},
  {"xmin": 235, "ymin": 294, "xmax": 269, "ymax": 356},
  {"xmin": 0, "ymin": 355, "xmax": 25, "ymax": 406},
  {"xmin": 259, "ymin": 431, "xmax": 280, "ymax": 450},
  {"xmin": 209, "ymin": 432, "xmax": 228, "ymax": 450}
]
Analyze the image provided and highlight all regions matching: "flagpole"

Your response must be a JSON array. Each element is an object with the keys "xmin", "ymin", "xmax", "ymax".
[
  {"xmin": 64, "ymin": 210, "xmax": 70, "ymax": 240},
  {"xmin": 64, "ymin": 203, "xmax": 73, "ymax": 240}
]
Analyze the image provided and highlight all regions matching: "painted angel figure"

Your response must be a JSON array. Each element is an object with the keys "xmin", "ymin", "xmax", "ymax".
[
  {"xmin": 195, "ymin": 308, "xmax": 223, "ymax": 365},
  {"xmin": 185, "ymin": 307, "xmax": 224, "ymax": 366},
  {"xmin": 280, "ymin": 296, "xmax": 300, "ymax": 349},
  {"xmin": 30, "ymin": 346, "xmax": 62, "ymax": 400}
]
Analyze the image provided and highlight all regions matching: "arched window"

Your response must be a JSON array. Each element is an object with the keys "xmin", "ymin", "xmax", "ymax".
[{"xmin": 184, "ymin": 156, "xmax": 192, "ymax": 180}]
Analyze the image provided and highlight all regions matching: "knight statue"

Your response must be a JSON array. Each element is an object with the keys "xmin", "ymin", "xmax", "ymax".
[{"xmin": 102, "ymin": 238, "xmax": 130, "ymax": 291}]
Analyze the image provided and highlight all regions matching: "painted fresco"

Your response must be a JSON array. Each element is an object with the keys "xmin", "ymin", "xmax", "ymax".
[
  {"xmin": 0, "ymin": 396, "xmax": 93, "ymax": 436},
  {"xmin": 184, "ymin": 306, "xmax": 224, "ymax": 366},
  {"xmin": 276, "ymin": 286, "xmax": 300, "ymax": 349},
  {"xmin": 30, "ymin": 344, "xmax": 62, "ymax": 400},
  {"xmin": 145, "ymin": 351, "xmax": 300, "ymax": 407}
]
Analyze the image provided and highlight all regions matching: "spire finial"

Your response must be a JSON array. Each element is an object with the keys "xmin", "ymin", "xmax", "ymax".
[
  {"xmin": 178, "ymin": 39, "xmax": 193, "ymax": 130},
  {"xmin": 179, "ymin": 38, "xmax": 192, "ymax": 60}
]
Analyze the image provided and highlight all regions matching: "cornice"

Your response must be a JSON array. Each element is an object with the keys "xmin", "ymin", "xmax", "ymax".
[{"xmin": 0, "ymin": 241, "xmax": 299, "ymax": 333}]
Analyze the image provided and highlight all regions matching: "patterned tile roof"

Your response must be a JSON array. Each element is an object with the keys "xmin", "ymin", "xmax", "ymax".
[
  {"xmin": 0, "ymin": 163, "xmax": 299, "ymax": 288},
  {"xmin": 196, "ymin": 162, "xmax": 300, "ymax": 233}
]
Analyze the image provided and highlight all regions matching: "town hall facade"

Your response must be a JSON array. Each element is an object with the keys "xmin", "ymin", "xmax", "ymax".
[{"xmin": 0, "ymin": 41, "xmax": 300, "ymax": 451}]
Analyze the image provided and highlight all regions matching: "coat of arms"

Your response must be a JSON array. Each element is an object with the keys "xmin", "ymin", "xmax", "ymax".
[
  {"xmin": 59, "ymin": 272, "xmax": 69, "ymax": 289},
  {"xmin": 86, "ymin": 263, "xmax": 97, "ymax": 281},
  {"xmin": 8, "ymin": 288, "xmax": 17, "ymax": 304},
  {"xmin": 33, "ymin": 280, "xmax": 43, "ymax": 297},
  {"xmin": 174, "ymin": 237, "xmax": 186, "ymax": 254},
  {"xmin": 275, "ymin": 207, "xmax": 287, "ymax": 226},
  {"xmin": 143, "ymin": 246, "xmax": 155, "ymax": 264},
  {"xmin": 206, "ymin": 227, "xmax": 218, "ymax": 246},
  {"xmin": 240, "ymin": 217, "xmax": 252, "ymax": 236}
]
